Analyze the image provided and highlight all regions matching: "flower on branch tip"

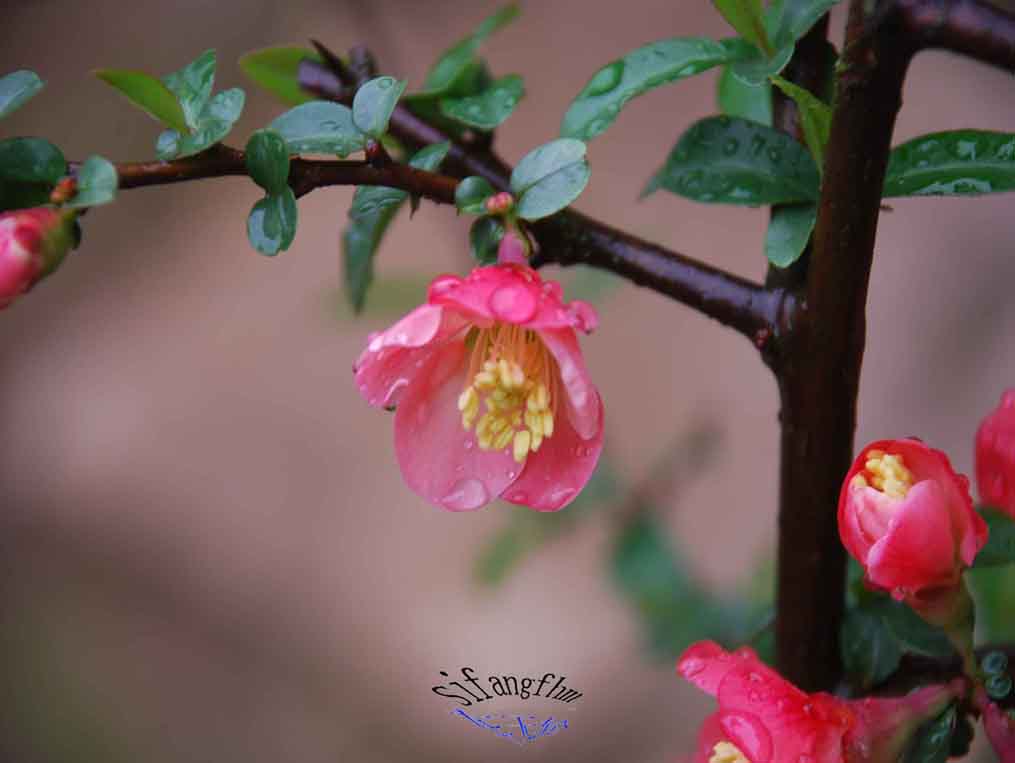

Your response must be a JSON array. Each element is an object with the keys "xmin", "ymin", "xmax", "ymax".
[
  {"xmin": 677, "ymin": 640, "xmax": 964, "ymax": 763},
  {"xmin": 0, "ymin": 207, "xmax": 76, "ymax": 310},
  {"xmin": 354, "ymin": 263, "xmax": 602, "ymax": 512},
  {"xmin": 976, "ymin": 389, "xmax": 1015, "ymax": 519},
  {"xmin": 838, "ymin": 438, "xmax": 987, "ymax": 603}
]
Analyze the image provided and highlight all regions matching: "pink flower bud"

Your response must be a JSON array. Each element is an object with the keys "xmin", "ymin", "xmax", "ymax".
[
  {"xmin": 496, "ymin": 230, "xmax": 528, "ymax": 265},
  {"xmin": 0, "ymin": 207, "xmax": 76, "ymax": 310},
  {"xmin": 976, "ymin": 389, "xmax": 1015, "ymax": 518},
  {"xmin": 485, "ymin": 191, "xmax": 514, "ymax": 215}
]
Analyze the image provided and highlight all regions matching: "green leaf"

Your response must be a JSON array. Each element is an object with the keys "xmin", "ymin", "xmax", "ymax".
[
  {"xmin": 469, "ymin": 216, "xmax": 505, "ymax": 265},
  {"xmin": 765, "ymin": 203, "xmax": 816, "ymax": 267},
  {"xmin": 417, "ymin": 4, "xmax": 520, "ymax": 97},
  {"xmin": 969, "ymin": 565, "xmax": 1015, "ymax": 641},
  {"xmin": 645, "ymin": 115, "xmax": 819, "ymax": 204},
  {"xmin": 247, "ymin": 188, "xmax": 298, "ymax": 255},
  {"xmin": 717, "ymin": 65, "xmax": 772, "ymax": 126},
  {"xmin": 769, "ymin": 0, "xmax": 841, "ymax": 49},
  {"xmin": 352, "ymin": 76, "xmax": 407, "ymax": 139},
  {"xmin": 245, "ymin": 129, "xmax": 290, "ymax": 194},
  {"xmin": 841, "ymin": 607, "xmax": 903, "ymax": 690},
  {"xmin": 713, "ymin": 0, "xmax": 772, "ymax": 55},
  {"xmin": 770, "ymin": 76, "xmax": 831, "ymax": 169},
  {"xmin": 975, "ymin": 507, "xmax": 1015, "ymax": 566},
  {"xmin": 65, "ymin": 155, "xmax": 117, "ymax": 208},
  {"xmin": 869, "ymin": 595, "xmax": 955, "ymax": 658},
  {"xmin": 162, "ymin": 49, "xmax": 216, "ymax": 130},
  {"xmin": 884, "ymin": 130, "xmax": 1015, "ymax": 197},
  {"xmin": 238, "ymin": 46, "xmax": 323, "ymax": 106},
  {"xmin": 439, "ymin": 74, "xmax": 524, "ymax": 130},
  {"xmin": 455, "ymin": 175, "xmax": 496, "ymax": 214},
  {"xmin": 341, "ymin": 142, "xmax": 451, "ymax": 312},
  {"xmin": 902, "ymin": 705, "xmax": 956, "ymax": 763},
  {"xmin": 0, "ymin": 137, "xmax": 66, "ymax": 184},
  {"xmin": 510, "ymin": 138, "xmax": 590, "ymax": 220},
  {"xmin": 0, "ymin": 70, "xmax": 44, "ymax": 120},
  {"xmin": 731, "ymin": 42, "xmax": 795, "ymax": 86},
  {"xmin": 155, "ymin": 88, "xmax": 245, "ymax": 160},
  {"xmin": 561, "ymin": 37, "xmax": 751, "ymax": 141},
  {"xmin": 94, "ymin": 69, "xmax": 189, "ymax": 132},
  {"xmin": 270, "ymin": 101, "xmax": 365, "ymax": 157}
]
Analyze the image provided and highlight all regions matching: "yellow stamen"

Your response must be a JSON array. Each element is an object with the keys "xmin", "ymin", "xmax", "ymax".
[
  {"xmin": 710, "ymin": 741, "xmax": 750, "ymax": 763},
  {"xmin": 458, "ymin": 323, "xmax": 559, "ymax": 462},
  {"xmin": 855, "ymin": 449, "xmax": 914, "ymax": 499}
]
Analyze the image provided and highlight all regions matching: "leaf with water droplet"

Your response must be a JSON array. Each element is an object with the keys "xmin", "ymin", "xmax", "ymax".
[
  {"xmin": 161, "ymin": 49, "xmax": 217, "ymax": 131},
  {"xmin": 511, "ymin": 138, "xmax": 590, "ymax": 220},
  {"xmin": 717, "ymin": 65, "xmax": 772, "ymax": 126},
  {"xmin": 645, "ymin": 115, "xmax": 819, "ymax": 204},
  {"xmin": 64, "ymin": 155, "xmax": 118, "ymax": 209},
  {"xmin": 765, "ymin": 203, "xmax": 815, "ymax": 268},
  {"xmin": 270, "ymin": 101, "xmax": 365, "ymax": 156},
  {"xmin": 884, "ymin": 130, "xmax": 1015, "ymax": 198},
  {"xmin": 439, "ymin": 74, "xmax": 524, "ymax": 130},
  {"xmin": 0, "ymin": 69, "xmax": 44, "ymax": 121},
  {"xmin": 561, "ymin": 37, "xmax": 752, "ymax": 141},
  {"xmin": 730, "ymin": 41, "xmax": 794, "ymax": 86},
  {"xmin": 901, "ymin": 705, "xmax": 956, "ymax": 763},
  {"xmin": 713, "ymin": 0, "xmax": 773, "ymax": 55},
  {"xmin": 768, "ymin": 0, "xmax": 842, "ymax": 50},
  {"xmin": 247, "ymin": 188, "xmax": 298, "ymax": 256},
  {"xmin": 237, "ymin": 45, "xmax": 323, "ymax": 107},
  {"xmin": 455, "ymin": 175, "xmax": 497, "ymax": 215},
  {"xmin": 352, "ymin": 76, "xmax": 407, "ymax": 139}
]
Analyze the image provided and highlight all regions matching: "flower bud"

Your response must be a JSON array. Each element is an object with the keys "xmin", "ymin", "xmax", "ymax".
[
  {"xmin": 0, "ymin": 207, "xmax": 76, "ymax": 309},
  {"xmin": 976, "ymin": 389, "xmax": 1015, "ymax": 518}
]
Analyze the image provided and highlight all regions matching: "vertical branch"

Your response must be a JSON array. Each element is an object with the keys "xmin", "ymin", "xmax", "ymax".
[{"xmin": 773, "ymin": 1, "xmax": 917, "ymax": 691}]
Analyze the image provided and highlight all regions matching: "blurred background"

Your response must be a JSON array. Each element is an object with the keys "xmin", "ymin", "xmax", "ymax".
[{"xmin": 2, "ymin": 1, "xmax": 1015, "ymax": 761}]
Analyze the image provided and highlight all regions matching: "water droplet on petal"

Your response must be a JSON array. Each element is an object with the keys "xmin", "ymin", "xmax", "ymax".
[
  {"xmin": 442, "ymin": 478, "xmax": 489, "ymax": 511},
  {"xmin": 489, "ymin": 283, "xmax": 537, "ymax": 322},
  {"xmin": 549, "ymin": 487, "xmax": 576, "ymax": 506},
  {"xmin": 429, "ymin": 275, "xmax": 460, "ymax": 297},
  {"xmin": 680, "ymin": 658, "xmax": 705, "ymax": 677},
  {"xmin": 567, "ymin": 301, "xmax": 599, "ymax": 333},
  {"xmin": 506, "ymin": 490, "xmax": 528, "ymax": 502},
  {"xmin": 383, "ymin": 378, "xmax": 408, "ymax": 405},
  {"xmin": 719, "ymin": 712, "xmax": 773, "ymax": 763},
  {"xmin": 584, "ymin": 61, "xmax": 625, "ymax": 96}
]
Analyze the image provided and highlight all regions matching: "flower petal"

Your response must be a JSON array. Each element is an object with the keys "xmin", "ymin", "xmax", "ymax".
[
  {"xmin": 354, "ymin": 304, "xmax": 468, "ymax": 408},
  {"xmin": 538, "ymin": 327, "xmax": 601, "ymax": 440},
  {"xmin": 394, "ymin": 341, "xmax": 521, "ymax": 511},
  {"xmin": 677, "ymin": 641, "xmax": 753, "ymax": 697},
  {"xmin": 500, "ymin": 392, "xmax": 604, "ymax": 511},
  {"xmin": 692, "ymin": 713, "xmax": 728, "ymax": 763},
  {"xmin": 865, "ymin": 480, "xmax": 959, "ymax": 592},
  {"xmin": 983, "ymin": 698, "xmax": 1015, "ymax": 763}
]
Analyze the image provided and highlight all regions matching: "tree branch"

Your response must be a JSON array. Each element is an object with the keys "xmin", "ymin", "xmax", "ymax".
[{"xmin": 895, "ymin": 0, "xmax": 1015, "ymax": 70}]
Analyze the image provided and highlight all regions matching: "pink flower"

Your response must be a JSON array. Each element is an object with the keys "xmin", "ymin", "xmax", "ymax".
[
  {"xmin": 354, "ymin": 263, "xmax": 602, "ymax": 512},
  {"xmin": 979, "ymin": 690, "xmax": 1015, "ymax": 763},
  {"xmin": 0, "ymin": 207, "xmax": 76, "ymax": 309},
  {"xmin": 837, "ymin": 438, "xmax": 987, "ymax": 601},
  {"xmin": 677, "ymin": 641, "xmax": 963, "ymax": 763},
  {"xmin": 976, "ymin": 390, "xmax": 1015, "ymax": 519}
]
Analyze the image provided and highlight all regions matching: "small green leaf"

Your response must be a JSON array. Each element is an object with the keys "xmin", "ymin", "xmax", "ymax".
[
  {"xmin": 974, "ymin": 507, "xmax": 1015, "ymax": 566},
  {"xmin": 469, "ymin": 216, "xmax": 505, "ymax": 265},
  {"xmin": 205, "ymin": 87, "xmax": 244, "ymax": 124},
  {"xmin": 247, "ymin": 188, "xmax": 298, "ymax": 255},
  {"xmin": 238, "ymin": 46, "xmax": 323, "ymax": 106},
  {"xmin": 765, "ymin": 203, "xmax": 816, "ymax": 267},
  {"xmin": 510, "ymin": 138, "xmax": 590, "ymax": 220},
  {"xmin": 713, "ymin": 0, "xmax": 772, "ymax": 55},
  {"xmin": 439, "ymin": 74, "xmax": 524, "ymax": 130},
  {"xmin": 417, "ymin": 4, "xmax": 520, "ymax": 97},
  {"xmin": 770, "ymin": 76, "xmax": 831, "ymax": 169},
  {"xmin": 94, "ymin": 69, "xmax": 189, "ymax": 132},
  {"xmin": 162, "ymin": 49, "xmax": 216, "ymax": 130},
  {"xmin": 245, "ymin": 129, "xmax": 290, "ymax": 194},
  {"xmin": 870, "ymin": 595, "xmax": 955, "ymax": 658},
  {"xmin": 561, "ymin": 37, "xmax": 751, "ymax": 141},
  {"xmin": 717, "ymin": 65, "xmax": 772, "ymax": 126},
  {"xmin": 0, "ymin": 137, "xmax": 66, "ymax": 184},
  {"xmin": 841, "ymin": 607, "xmax": 903, "ymax": 690},
  {"xmin": 0, "ymin": 70, "xmax": 44, "ymax": 120},
  {"xmin": 969, "ymin": 564, "xmax": 1015, "ymax": 641},
  {"xmin": 270, "ymin": 101, "xmax": 365, "ymax": 156},
  {"xmin": 884, "ymin": 130, "xmax": 1015, "ymax": 197},
  {"xmin": 731, "ymin": 42, "xmax": 794, "ymax": 86},
  {"xmin": 407, "ymin": 141, "xmax": 452, "ymax": 172},
  {"xmin": 645, "ymin": 115, "xmax": 819, "ymax": 204},
  {"xmin": 352, "ymin": 77, "xmax": 407, "ymax": 139},
  {"xmin": 455, "ymin": 175, "xmax": 496, "ymax": 215},
  {"xmin": 769, "ymin": 0, "xmax": 841, "ymax": 49},
  {"xmin": 902, "ymin": 705, "xmax": 956, "ymax": 763},
  {"xmin": 65, "ymin": 155, "xmax": 117, "ymax": 209}
]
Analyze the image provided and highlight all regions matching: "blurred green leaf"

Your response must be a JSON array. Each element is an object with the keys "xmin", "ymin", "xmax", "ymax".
[
  {"xmin": 342, "ymin": 142, "xmax": 451, "ymax": 312},
  {"xmin": 974, "ymin": 507, "xmax": 1015, "ymax": 567},
  {"xmin": 730, "ymin": 42, "xmax": 794, "ymax": 86},
  {"xmin": 0, "ymin": 70, "xmax": 44, "ymax": 120},
  {"xmin": 247, "ymin": 188, "xmax": 297, "ymax": 255},
  {"xmin": 968, "ymin": 564, "xmax": 1015, "ymax": 641},
  {"xmin": 65, "ymin": 155, "xmax": 117, "ymax": 208},
  {"xmin": 841, "ymin": 607, "xmax": 903, "ymax": 690},
  {"xmin": 352, "ymin": 77, "xmax": 407, "ymax": 139},
  {"xmin": 162, "ymin": 49, "xmax": 216, "ymax": 130},
  {"xmin": 469, "ymin": 216, "xmax": 505, "ymax": 265},
  {"xmin": 245, "ymin": 129, "xmax": 290, "ymax": 194},
  {"xmin": 270, "ymin": 101, "xmax": 365, "ymax": 156},
  {"xmin": 456, "ymin": 175, "xmax": 497, "ymax": 215},
  {"xmin": 94, "ymin": 69, "xmax": 189, "ymax": 132},
  {"xmin": 0, "ymin": 137, "xmax": 66, "ymax": 184},
  {"xmin": 440, "ymin": 74, "xmax": 524, "ymax": 130},
  {"xmin": 238, "ymin": 46, "xmax": 323, "ymax": 106},
  {"xmin": 884, "ymin": 130, "xmax": 1015, "ymax": 197},
  {"xmin": 511, "ymin": 138, "xmax": 590, "ymax": 220},
  {"xmin": 765, "ymin": 203, "xmax": 816, "ymax": 268},
  {"xmin": 717, "ymin": 65, "xmax": 772, "ymax": 126},
  {"xmin": 770, "ymin": 76, "xmax": 830, "ymax": 169},
  {"xmin": 561, "ymin": 38, "xmax": 750, "ymax": 141},
  {"xmin": 902, "ymin": 705, "xmax": 957, "ymax": 763},
  {"xmin": 867, "ymin": 594, "xmax": 956, "ymax": 658},
  {"xmin": 713, "ymin": 0, "xmax": 772, "ymax": 54},
  {"xmin": 769, "ymin": 0, "xmax": 841, "ymax": 49},
  {"xmin": 155, "ymin": 88, "xmax": 245, "ymax": 160},
  {"xmin": 645, "ymin": 115, "xmax": 819, "ymax": 204}
]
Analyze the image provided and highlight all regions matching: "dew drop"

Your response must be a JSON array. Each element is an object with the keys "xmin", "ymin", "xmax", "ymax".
[
  {"xmin": 507, "ymin": 470, "xmax": 517, "ymax": 480},
  {"xmin": 584, "ymin": 61, "xmax": 625, "ymax": 97},
  {"xmin": 723, "ymin": 138, "xmax": 739, "ymax": 156},
  {"xmin": 442, "ymin": 478, "xmax": 489, "ymax": 511},
  {"xmin": 549, "ymin": 487, "xmax": 576, "ymax": 506},
  {"xmin": 506, "ymin": 490, "xmax": 528, "ymax": 502},
  {"xmin": 680, "ymin": 658, "xmax": 705, "ymax": 677},
  {"xmin": 488, "ymin": 283, "xmax": 538, "ymax": 322},
  {"xmin": 767, "ymin": 147, "xmax": 783, "ymax": 163},
  {"xmin": 377, "ymin": 77, "xmax": 393, "ymax": 90}
]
